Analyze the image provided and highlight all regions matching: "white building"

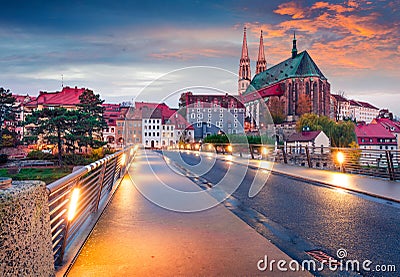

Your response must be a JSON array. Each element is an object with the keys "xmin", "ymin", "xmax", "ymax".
[
  {"xmin": 142, "ymin": 115, "xmax": 162, "ymax": 148},
  {"xmin": 348, "ymin": 100, "xmax": 379, "ymax": 123},
  {"xmin": 285, "ymin": 130, "xmax": 330, "ymax": 154}
]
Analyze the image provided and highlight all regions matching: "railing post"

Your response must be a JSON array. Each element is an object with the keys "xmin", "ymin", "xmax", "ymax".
[
  {"xmin": 282, "ymin": 147, "xmax": 288, "ymax": 164},
  {"xmin": 385, "ymin": 150, "xmax": 395, "ymax": 181},
  {"xmin": 249, "ymin": 144, "xmax": 255, "ymax": 159},
  {"xmin": 92, "ymin": 160, "xmax": 108, "ymax": 213},
  {"xmin": 305, "ymin": 145, "xmax": 312, "ymax": 168}
]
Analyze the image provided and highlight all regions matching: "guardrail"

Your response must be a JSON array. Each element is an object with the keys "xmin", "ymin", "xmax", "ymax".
[
  {"xmin": 189, "ymin": 143, "xmax": 400, "ymax": 182},
  {"xmin": 46, "ymin": 145, "xmax": 137, "ymax": 266}
]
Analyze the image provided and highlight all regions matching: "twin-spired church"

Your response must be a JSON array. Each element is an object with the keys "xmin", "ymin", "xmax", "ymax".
[{"xmin": 238, "ymin": 27, "xmax": 331, "ymax": 126}]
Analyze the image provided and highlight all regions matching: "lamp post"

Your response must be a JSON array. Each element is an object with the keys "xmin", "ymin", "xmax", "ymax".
[{"xmin": 337, "ymin": 151, "xmax": 345, "ymax": 173}]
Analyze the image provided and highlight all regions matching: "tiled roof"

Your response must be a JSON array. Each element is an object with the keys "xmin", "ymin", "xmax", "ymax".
[
  {"xmin": 349, "ymin": 100, "xmax": 379, "ymax": 110},
  {"xmin": 331, "ymin": 94, "xmax": 348, "ymax": 102},
  {"xmin": 286, "ymin": 130, "xmax": 322, "ymax": 142},
  {"xmin": 135, "ymin": 102, "xmax": 174, "ymax": 119},
  {"xmin": 355, "ymin": 123, "xmax": 396, "ymax": 139},
  {"xmin": 245, "ymin": 50, "xmax": 326, "ymax": 95},
  {"xmin": 34, "ymin": 86, "xmax": 86, "ymax": 106},
  {"xmin": 167, "ymin": 113, "xmax": 194, "ymax": 130},
  {"xmin": 372, "ymin": 118, "xmax": 400, "ymax": 133}
]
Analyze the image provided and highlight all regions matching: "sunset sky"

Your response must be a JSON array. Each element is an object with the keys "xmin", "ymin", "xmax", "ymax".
[{"xmin": 1, "ymin": 0, "xmax": 399, "ymax": 114}]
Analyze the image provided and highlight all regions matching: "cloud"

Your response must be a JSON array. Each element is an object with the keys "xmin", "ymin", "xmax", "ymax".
[{"xmin": 274, "ymin": 2, "xmax": 306, "ymax": 19}]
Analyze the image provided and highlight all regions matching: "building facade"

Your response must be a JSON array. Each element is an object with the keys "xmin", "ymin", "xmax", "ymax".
[{"xmin": 180, "ymin": 92, "xmax": 245, "ymax": 140}]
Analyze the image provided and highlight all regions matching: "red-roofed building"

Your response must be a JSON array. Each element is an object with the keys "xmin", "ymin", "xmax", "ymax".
[
  {"xmin": 355, "ymin": 123, "xmax": 397, "ymax": 151},
  {"xmin": 285, "ymin": 130, "xmax": 330, "ymax": 154},
  {"xmin": 24, "ymin": 86, "xmax": 86, "ymax": 111},
  {"xmin": 102, "ymin": 104, "xmax": 120, "ymax": 147},
  {"xmin": 370, "ymin": 118, "xmax": 400, "ymax": 149}
]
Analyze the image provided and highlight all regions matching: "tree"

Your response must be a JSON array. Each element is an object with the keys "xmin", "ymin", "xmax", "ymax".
[
  {"xmin": 268, "ymin": 96, "xmax": 285, "ymax": 124},
  {"xmin": 296, "ymin": 113, "xmax": 356, "ymax": 147},
  {"xmin": 0, "ymin": 88, "xmax": 19, "ymax": 148},
  {"xmin": 76, "ymin": 89, "xmax": 107, "ymax": 150},
  {"xmin": 296, "ymin": 93, "xmax": 311, "ymax": 116},
  {"xmin": 24, "ymin": 108, "xmax": 77, "ymax": 165}
]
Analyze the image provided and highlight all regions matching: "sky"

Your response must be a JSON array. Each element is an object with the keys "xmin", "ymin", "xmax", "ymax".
[{"xmin": 0, "ymin": 0, "xmax": 399, "ymax": 114}]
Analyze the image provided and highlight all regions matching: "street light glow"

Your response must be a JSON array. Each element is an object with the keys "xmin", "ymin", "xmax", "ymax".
[
  {"xmin": 68, "ymin": 188, "xmax": 80, "ymax": 221},
  {"xmin": 337, "ymin": 151, "xmax": 345, "ymax": 165},
  {"xmin": 262, "ymin": 147, "xmax": 268, "ymax": 155},
  {"xmin": 227, "ymin": 145, "xmax": 233, "ymax": 153},
  {"xmin": 120, "ymin": 153, "xmax": 126, "ymax": 166}
]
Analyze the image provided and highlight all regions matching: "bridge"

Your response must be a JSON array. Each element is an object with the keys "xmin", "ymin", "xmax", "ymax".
[{"xmin": 1, "ymin": 146, "xmax": 400, "ymax": 276}]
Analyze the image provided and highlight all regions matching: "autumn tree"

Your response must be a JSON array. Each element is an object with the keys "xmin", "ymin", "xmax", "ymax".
[
  {"xmin": 268, "ymin": 96, "xmax": 285, "ymax": 124},
  {"xmin": 296, "ymin": 113, "xmax": 356, "ymax": 147},
  {"xmin": 296, "ymin": 93, "xmax": 311, "ymax": 116}
]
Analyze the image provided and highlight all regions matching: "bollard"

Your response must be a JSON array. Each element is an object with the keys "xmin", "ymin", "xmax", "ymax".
[{"xmin": 0, "ymin": 181, "xmax": 55, "ymax": 276}]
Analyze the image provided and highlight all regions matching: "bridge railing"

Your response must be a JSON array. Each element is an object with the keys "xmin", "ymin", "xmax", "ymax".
[
  {"xmin": 190, "ymin": 143, "xmax": 400, "ymax": 181},
  {"xmin": 46, "ymin": 145, "xmax": 137, "ymax": 266}
]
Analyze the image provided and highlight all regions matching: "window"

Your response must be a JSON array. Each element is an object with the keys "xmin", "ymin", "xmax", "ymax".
[
  {"xmin": 157, "ymin": 132, "xmax": 159, "ymax": 137},
  {"xmin": 197, "ymin": 122, "xmax": 202, "ymax": 127},
  {"xmin": 191, "ymin": 113, "xmax": 195, "ymax": 119},
  {"xmin": 207, "ymin": 123, "xmax": 211, "ymax": 128},
  {"xmin": 145, "ymin": 132, "xmax": 147, "ymax": 136},
  {"xmin": 208, "ymin": 113, "xmax": 212, "ymax": 118}
]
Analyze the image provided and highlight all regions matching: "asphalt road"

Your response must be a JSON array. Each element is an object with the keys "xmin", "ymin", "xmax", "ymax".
[{"xmin": 163, "ymin": 150, "xmax": 400, "ymax": 276}]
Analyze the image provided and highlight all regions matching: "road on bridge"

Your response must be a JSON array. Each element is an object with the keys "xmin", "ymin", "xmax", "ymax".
[{"xmin": 163, "ymin": 150, "xmax": 400, "ymax": 276}]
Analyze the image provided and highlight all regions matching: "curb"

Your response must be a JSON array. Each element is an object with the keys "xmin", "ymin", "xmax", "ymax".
[{"xmin": 217, "ymin": 155, "xmax": 400, "ymax": 204}]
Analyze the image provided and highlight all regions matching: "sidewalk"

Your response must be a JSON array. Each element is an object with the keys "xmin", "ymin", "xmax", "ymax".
[
  {"xmin": 67, "ymin": 150, "xmax": 306, "ymax": 276},
  {"xmin": 218, "ymin": 154, "xmax": 400, "ymax": 203}
]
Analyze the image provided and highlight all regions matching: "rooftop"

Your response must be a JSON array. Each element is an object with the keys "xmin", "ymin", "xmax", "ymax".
[
  {"xmin": 245, "ymin": 50, "xmax": 326, "ymax": 95},
  {"xmin": 355, "ymin": 123, "xmax": 396, "ymax": 139},
  {"xmin": 286, "ymin": 130, "xmax": 322, "ymax": 142}
]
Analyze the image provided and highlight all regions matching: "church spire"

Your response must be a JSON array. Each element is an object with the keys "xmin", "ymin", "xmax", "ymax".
[
  {"xmin": 238, "ymin": 26, "xmax": 251, "ymax": 95},
  {"xmin": 291, "ymin": 31, "xmax": 298, "ymax": 59},
  {"xmin": 256, "ymin": 30, "xmax": 266, "ymax": 74}
]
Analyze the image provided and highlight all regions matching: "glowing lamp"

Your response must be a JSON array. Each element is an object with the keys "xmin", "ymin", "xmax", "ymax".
[
  {"xmin": 227, "ymin": 145, "xmax": 233, "ymax": 153},
  {"xmin": 262, "ymin": 147, "xmax": 268, "ymax": 155},
  {"xmin": 120, "ymin": 153, "xmax": 126, "ymax": 166},
  {"xmin": 337, "ymin": 152, "xmax": 345, "ymax": 165},
  {"xmin": 68, "ymin": 188, "xmax": 80, "ymax": 221}
]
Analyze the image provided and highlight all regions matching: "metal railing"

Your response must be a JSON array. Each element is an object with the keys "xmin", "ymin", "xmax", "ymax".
[
  {"xmin": 46, "ymin": 145, "xmax": 137, "ymax": 266},
  {"xmin": 193, "ymin": 143, "xmax": 400, "ymax": 182}
]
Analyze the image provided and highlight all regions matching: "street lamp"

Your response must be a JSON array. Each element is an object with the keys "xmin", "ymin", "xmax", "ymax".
[
  {"xmin": 227, "ymin": 144, "xmax": 233, "ymax": 154},
  {"xmin": 337, "ymin": 151, "xmax": 345, "ymax": 172},
  {"xmin": 261, "ymin": 147, "xmax": 268, "ymax": 159}
]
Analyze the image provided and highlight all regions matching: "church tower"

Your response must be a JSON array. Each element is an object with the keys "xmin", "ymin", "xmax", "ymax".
[
  {"xmin": 256, "ymin": 30, "xmax": 266, "ymax": 74},
  {"xmin": 238, "ymin": 27, "xmax": 251, "ymax": 95}
]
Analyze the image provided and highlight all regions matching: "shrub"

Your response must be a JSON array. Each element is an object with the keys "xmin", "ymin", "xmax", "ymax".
[{"xmin": 27, "ymin": 150, "xmax": 55, "ymax": 160}]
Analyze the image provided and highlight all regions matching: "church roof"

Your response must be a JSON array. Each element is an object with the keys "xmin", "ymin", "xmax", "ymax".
[{"xmin": 244, "ymin": 50, "xmax": 326, "ymax": 95}]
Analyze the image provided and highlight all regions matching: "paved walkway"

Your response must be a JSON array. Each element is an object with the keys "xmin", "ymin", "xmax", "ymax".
[
  {"xmin": 218, "ymin": 153, "xmax": 400, "ymax": 203},
  {"xmin": 67, "ymin": 151, "xmax": 305, "ymax": 276}
]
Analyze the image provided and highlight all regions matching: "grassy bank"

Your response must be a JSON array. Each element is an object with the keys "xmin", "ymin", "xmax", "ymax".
[{"xmin": 0, "ymin": 167, "xmax": 72, "ymax": 184}]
